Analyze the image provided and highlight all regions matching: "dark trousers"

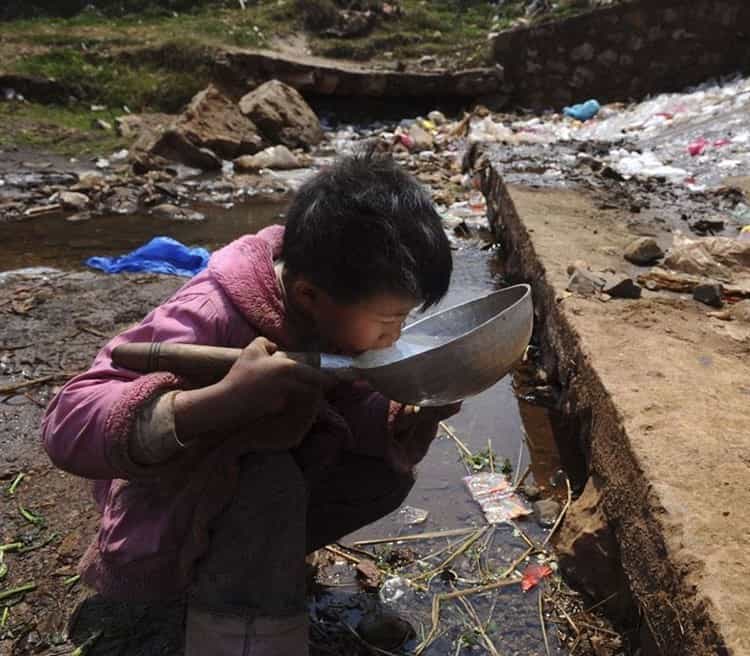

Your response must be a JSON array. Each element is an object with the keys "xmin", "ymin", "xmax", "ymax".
[{"xmin": 189, "ymin": 452, "xmax": 413, "ymax": 618}]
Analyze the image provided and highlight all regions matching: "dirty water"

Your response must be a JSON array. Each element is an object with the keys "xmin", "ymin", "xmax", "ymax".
[{"xmin": 0, "ymin": 199, "xmax": 287, "ymax": 272}]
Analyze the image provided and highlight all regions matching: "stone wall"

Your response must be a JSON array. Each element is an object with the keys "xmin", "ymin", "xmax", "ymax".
[{"xmin": 492, "ymin": 0, "xmax": 750, "ymax": 110}]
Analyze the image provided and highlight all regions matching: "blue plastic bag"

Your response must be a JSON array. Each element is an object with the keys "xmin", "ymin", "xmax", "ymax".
[
  {"xmin": 563, "ymin": 99, "xmax": 601, "ymax": 122},
  {"xmin": 86, "ymin": 236, "xmax": 210, "ymax": 277}
]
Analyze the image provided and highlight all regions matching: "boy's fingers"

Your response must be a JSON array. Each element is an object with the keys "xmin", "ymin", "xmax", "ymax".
[{"xmin": 248, "ymin": 336, "xmax": 278, "ymax": 356}]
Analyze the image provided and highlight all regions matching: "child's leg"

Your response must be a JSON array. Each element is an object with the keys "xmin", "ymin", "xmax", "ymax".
[
  {"xmin": 306, "ymin": 453, "xmax": 414, "ymax": 553},
  {"xmin": 187, "ymin": 451, "xmax": 309, "ymax": 656}
]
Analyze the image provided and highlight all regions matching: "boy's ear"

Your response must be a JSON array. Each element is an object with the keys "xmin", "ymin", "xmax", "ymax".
[{"xmin": 289, "ymin": 277, "xmax": 322, "ymax": 314}]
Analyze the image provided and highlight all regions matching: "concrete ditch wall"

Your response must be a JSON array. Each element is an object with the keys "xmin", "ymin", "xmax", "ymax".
[{"xmin": 492, "ymin": 0, "xmax": 750, "ymax": 110}]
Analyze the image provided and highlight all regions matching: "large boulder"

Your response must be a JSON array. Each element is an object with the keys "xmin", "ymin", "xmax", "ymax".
[
  {"xmin": 129, "ymin": 85, "xmax": 266, "ymax": 172},
  {"xmin": 239, "ymin": 80, "xmax": 323, "ymax": 150}
]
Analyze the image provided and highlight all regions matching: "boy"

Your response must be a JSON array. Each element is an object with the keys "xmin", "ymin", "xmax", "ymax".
[{"xmin": 42, "ymin": 150, "xmax": 458, "ymax": 655}]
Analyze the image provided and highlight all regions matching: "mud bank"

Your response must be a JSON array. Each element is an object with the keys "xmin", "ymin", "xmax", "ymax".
[{"xmin": 474, "ymin": 148, "xmax": 749, "ymax": 655}]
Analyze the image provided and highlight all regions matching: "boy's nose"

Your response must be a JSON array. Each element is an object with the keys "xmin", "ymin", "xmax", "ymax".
[{"xmin": 377, "ymin": 325, "xmax": 402, "ymax": 349}]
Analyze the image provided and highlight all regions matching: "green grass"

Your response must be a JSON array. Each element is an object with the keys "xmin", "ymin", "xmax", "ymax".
[
  {"xmin": 0, "ymin": 102, "xmax": 128, "ymax": 156},
  {"xmin": 309, "ymin": 0, "xmax": 497, "ymax": 65}
]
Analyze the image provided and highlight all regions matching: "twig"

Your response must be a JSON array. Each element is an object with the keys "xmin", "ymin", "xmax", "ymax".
[
  {"xmin": 0, "ymin": 582, "xmax": 36, "ymax": 602},
  {"xmin": 23, "ymin": 392, "xmax": 46, "ymax": 408},
  {"xmin": 0, "ymin": 606, "xmax": 8, "ymax": 628},
  {"xmin": 410, "ymin": 527, "xmax": 488, "ymax": 583},
  {"xmin": 71, "ymin": 629, "xmax": 103, "ymax": 656},
  {"xmin": 579, "ymin": 591, "xmax": 618, "ymax": 615},
  {"xmin": 569, "ymin": 620, "xmax": 621, "ymax": 637},
  {"xmin": 441, "ymin": 578, "xmax": 521, "ymax": 601},
  {"xmin": 0, "ymin": 375, "xmax": 55, "ymax": 395},
  {"xmin": 514, "ymin": 464, "xmax": 531, "ymax": 491},
  {"xmin": 551, "ymin": 598, "xmax": 579, "ymax": 636},
  {"xmin": 0, "ymin": 371, "xmax": 78, "ymax": 395},
  {"xmin": 539, "ymin": 591, "xmax": 552, "ymax": 656},
  {"xmin": 542, "ymin": 475, "xmax": 572, "ymax": 547},
  {"xmin": 352, "ymin": 527, "xmax": 476, "ymax": 547},
  {"xmin": 324, "ymin": 544, "xmax": 361, "ymax": 565},
  {"xmin": 415, "ymin": 592, "xmax": 441, "ymax": 654},
  {"xmin": 501, "ymin": 545, "xmax": 535, "ymax": 578},
  {"xmin": 17, "ymin": 532, "xmax": 59, "ymax": 553},
  {"xmin": 512, "ymin": 433, "xmax": 525, "ymax": 488},
  {"xmin": 439, "ymin": 422, "xmax": 473, "ymax": 457},
  {"xmin": 488, "ymin": 439, "xmax": 494, "ymax": 474},
  {"xmin": 457, "ymin": 595, "xmax": 500, "ymax": 656},
  {"xmin": 334, "ymin": 542, "xmax": 376, "ymax": 561},
  {"xmin": 0, "ymin": 543, "xmax": 22, "ymax": 553},
  {"xmin": 76, "ymin": 325, "xmax": 109, "ymax": 339}
]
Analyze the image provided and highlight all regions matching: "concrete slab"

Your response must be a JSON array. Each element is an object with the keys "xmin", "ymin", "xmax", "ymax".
[{"xmin": 479, "ymin": 158, "xmax": 749, "ymax": 655}]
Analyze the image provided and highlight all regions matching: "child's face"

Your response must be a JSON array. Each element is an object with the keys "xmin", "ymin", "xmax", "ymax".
[
  {"xmin": 290, "ymin": 278, "xmax": 417, "ymax": 355},
  {"xmin": 318, "ymin": 292, "xmax": 417, "ymax": 355}
]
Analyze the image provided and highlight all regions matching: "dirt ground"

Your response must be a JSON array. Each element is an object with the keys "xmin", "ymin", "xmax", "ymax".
[
  {"xmin": 478, "ymin": 158, "xmax": 750, "ymax": 655},
  {"xmin": 0, "ymin": 273, "xmax": 187, "ymax": 655}
]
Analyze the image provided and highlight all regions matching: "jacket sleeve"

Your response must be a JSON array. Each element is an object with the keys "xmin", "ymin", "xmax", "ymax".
[
  {"xmin": 41, "ymin": 291, "xmax": 226, "ymax": 481},
  {"xmin": 327, "ymin": 382, "xmax": 402, "ymax": 460}
]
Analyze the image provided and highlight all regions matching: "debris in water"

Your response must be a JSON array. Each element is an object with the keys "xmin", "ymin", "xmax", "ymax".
[{"xmin": 521, "ymin": 563, "xmax": 553, "ymax": 592}]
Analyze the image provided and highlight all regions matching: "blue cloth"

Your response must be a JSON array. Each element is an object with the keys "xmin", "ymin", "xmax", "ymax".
[
  {"xmin": 86, "ymin": 237, "xmax": 210, "ymax": 277},
  {"xmin": 563, "ymin": 99, "xmax": 601, "ymax": 122}
]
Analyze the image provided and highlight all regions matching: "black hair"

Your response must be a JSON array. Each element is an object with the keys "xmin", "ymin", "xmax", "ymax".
[{"xmin": 281, "ymin": 148, "xmax": 452, "ymax": 311}]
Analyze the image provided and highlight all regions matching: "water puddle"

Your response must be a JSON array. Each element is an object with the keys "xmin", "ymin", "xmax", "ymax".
[{"xmin": 0, "ymin": 199, "xmax": 287, "ymax": 272}]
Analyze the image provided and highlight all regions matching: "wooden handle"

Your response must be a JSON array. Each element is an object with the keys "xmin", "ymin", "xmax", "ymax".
[{"xmin": 112, "ymin": 342, "xmax": 320, "ymax": 382}]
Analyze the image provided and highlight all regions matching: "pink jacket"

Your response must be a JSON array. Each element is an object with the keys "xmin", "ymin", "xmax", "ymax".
[{"xmin": 42, "ymin": 226, "xmax": 395, "ymax": 601}]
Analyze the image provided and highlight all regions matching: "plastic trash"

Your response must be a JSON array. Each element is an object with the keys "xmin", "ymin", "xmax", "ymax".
[
  {"xmin": 739, "ymin": 226, "xmax": 750, "ymax": 242},
  {"xmin": 521, "ymin": 563, "xmax": 553, "ymax": 592},
  {"xmin": 463, "ymin": 473, "xmax": 531, "ymax": 524},
  {"xmin": 563, "ymin": 99, "xmax": 601, "ymax": 122},
  {"xmin": 688, "ymin": 137, "xmax": 709, "ymax": 157},
  {"xmin": 86, "ymin": 236, "xmax": 210, "ymax": 277},
  {"xmin": 397, "ymin": 505, "xmax": 429, "ymax": 525}
]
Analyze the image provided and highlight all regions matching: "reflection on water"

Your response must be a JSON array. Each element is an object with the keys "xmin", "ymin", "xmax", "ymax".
[{"xmin": 0, "ymin": 199, "xmax": 287, "ymax": 272}]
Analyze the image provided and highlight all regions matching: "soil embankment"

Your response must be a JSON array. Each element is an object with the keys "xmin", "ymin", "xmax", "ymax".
[{"xmin": 477, "ymin": 151, "xmax": 749, "ymax": 655}]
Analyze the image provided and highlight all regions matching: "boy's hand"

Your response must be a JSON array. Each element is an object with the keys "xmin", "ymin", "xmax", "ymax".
[
  {"xmin": 174, "ymin": 337, "xmax": 332, "ymax": 449},
  {"xmin": 220, "ymin": 337, "xmax": 331, "ymax": 417},
  {"xmin": 387, "ymin": 402, "xmax": 462, "ymax": 473}
]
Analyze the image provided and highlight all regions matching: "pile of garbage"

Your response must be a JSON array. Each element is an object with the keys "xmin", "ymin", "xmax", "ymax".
[{"xmin": 466, "ymin": 75, "xmax": 750, "ymax": 191}]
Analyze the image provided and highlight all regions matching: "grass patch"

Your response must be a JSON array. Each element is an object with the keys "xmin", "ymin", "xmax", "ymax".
[
  {"xmin": 14, "ymin": 45, "xmax": 212, "ymax": 112},
  {"xmin": 0, "ymin": 102, "xmax": 128, "ymax": 156},
  {"xmin": 308, "ymin": 0, "xmax": 496, "ymax": 65}
]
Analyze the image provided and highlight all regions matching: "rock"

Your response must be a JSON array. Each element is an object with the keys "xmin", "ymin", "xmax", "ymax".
[
  {"xmin": 522, "ymin": 484, "xmax": 541, "ymax": 501},
  {"xmin": 427, "ymin": 110, "xmax": 447, "ymax": 125},
  {"xmin": 566, "ymin": 268, "xmax": 605, "ymax": 295},
  {"xmin": 94, "ymin": 119, "xmax": 112, "ymax": 131},
  {"xmin": 234, "ymin": 145, "xmax": 302, "ymax": 171},
  {"xmin": 74, "ymin": 172, "xmax": 107, "ymax": 190},
  {"xmin": 357, "ymin": 613, "xmax": 414, "ymax": 651},
  {"xmin": 408, "ymin": 124, "xmax": 433, "ymax": 152},
  {"xmin": 57, "ymin": 191, "xmax": 89, "ymax": 211},
  {"xmin": 323, "ymin": 9, "xmax": 377, "ymax": 38},
  {"xmin": 624, "ymin": 237, "xmax": 664, "ymax": 265},
  {"xmin": 116, "ymin": 113, "xmax": 173, "ymax": 140},
  {"xmin": 566, "ymin": 259, "xmax": 590, "ymax": 276},
  {"xmin": 355, "ymin": 560, "xmax": 382, "ymax": 592},
  {"xmin": 104, "ymin": 187, "xmax": 141, "ymax": 215},
  {"xmin": 172, "ymin": 85, "xmax": 265, "ymax": 160},
  {"xmin": 151, "ymin": 203, "xmax": 205, "ymax": 222},
  {"xmin": 693, "ymin": 283, "xmax": 723, "ymax": 308},
  {"xmin": 418, "ymin": 55, "xmax": 437, "ymax": 67},
  {"xmin": 533, "ymin": 499, "xmax": 561, "ymax": 528},
  {"xmin": 603, "ymin": 275, "xmax": 642, "ymax": 299},
  {"xmin": 571, "ymin": 42, "xmax": 595, "ymax": 62},
  {"xmin": 131, "ymin": 86, "xmax": 265, "ymax": 172},
  {"xmin": 556, "ymin": 476, "xmax": 632, "ymax": 624},
  {"xmin": 689, "ymin": 216, "xmax": 725, "ymax": 234},
  {"xmin": 239, "ymin": 80, "xmax": 323, "ymax": 150}
]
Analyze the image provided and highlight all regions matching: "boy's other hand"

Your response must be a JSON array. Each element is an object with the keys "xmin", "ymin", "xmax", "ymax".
[{"xmin": 387, "ymin": 402, "xmax": 462, "ymax": 473}]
